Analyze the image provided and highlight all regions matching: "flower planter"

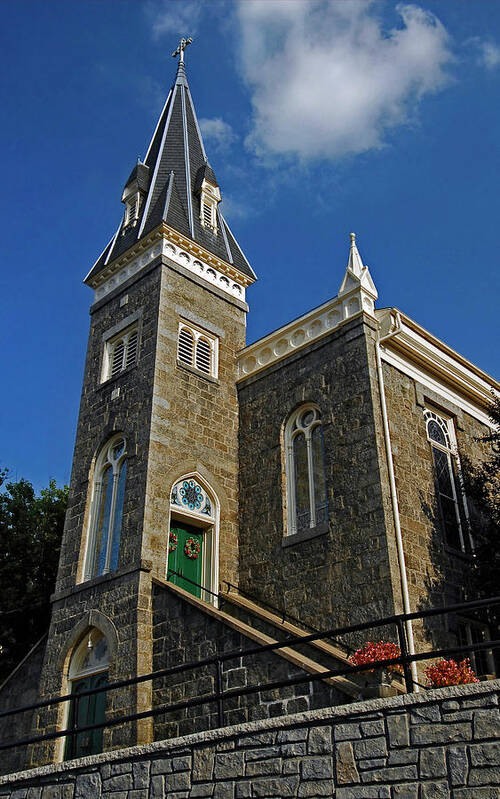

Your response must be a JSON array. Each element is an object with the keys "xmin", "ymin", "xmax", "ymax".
[{"xmin": 357, "ymin": 667, "xmax": 399, "ymax": 699}]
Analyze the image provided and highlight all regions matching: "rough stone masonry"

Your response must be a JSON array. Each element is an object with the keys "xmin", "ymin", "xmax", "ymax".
[{"xmin": 1, "ymin": 679, "xmax": 499, "ymax": 797}]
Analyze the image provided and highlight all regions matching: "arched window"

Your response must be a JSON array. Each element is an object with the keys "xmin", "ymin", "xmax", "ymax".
[
  {"xmin": 285, "ymin": 405, "xmax": 328, "ymax": 536},
  {"xmin": 84, "ymin": 436, "xmax": 127, "ymax": 580},
  {"xmin": 65, "ymin": 628, "xmax": 109, "ymax": 760},
  {"xmin": 424, "ymin": 409, "xmax": 470, "ymax": 552}
]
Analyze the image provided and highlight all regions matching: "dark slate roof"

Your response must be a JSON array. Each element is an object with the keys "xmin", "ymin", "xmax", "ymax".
[{"xmin": 86, "ymin": 60, "xmax": 255, "ymax": 284}]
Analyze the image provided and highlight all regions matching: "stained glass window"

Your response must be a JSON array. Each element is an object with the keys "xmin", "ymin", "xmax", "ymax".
[
  {"xmin": 285, "ymin": 405, "xmax": 328, "ymax": 535},
  {"xmin": 84, "ymin": 436, "xmax": 127, "ymax": 580}
]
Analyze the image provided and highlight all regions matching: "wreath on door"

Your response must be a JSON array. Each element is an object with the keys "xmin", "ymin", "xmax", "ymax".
[
  {"xmin": 184, "ymin": 538, "xmax": 200, "ymax": 559},
  {"xmin": 169, "ymin": 531, "xmax": 178, "ymax": 552}
]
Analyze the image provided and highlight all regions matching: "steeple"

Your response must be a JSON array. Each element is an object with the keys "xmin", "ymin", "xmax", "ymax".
[
  {"xmin": 86, "ymin": 43, "xmax": 255, "ymax": 286},
  {"xmin": 338, "ymin": 232, "xmax": 378, "ymax": 299}
]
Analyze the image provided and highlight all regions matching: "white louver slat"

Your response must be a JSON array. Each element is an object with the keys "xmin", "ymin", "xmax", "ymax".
[
  {"xmin": 178, "ymin": 327, "xmax": 194, "ymax": 366},
  {"xmin": 196, "ymin": 338, "xmax": 211, "ymax": 374}
]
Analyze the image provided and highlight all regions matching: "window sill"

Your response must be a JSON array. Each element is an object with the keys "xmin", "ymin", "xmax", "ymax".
[
  {"xmin": 282, "ymin": 521, "xmax": 329, "ymax": 548},
  {"xmin": 176, "ymin": 361, "xmax": 220, "ymax": 385},
  {"xmin": 98, "ymin": 363, "xmax": 136, "ymax": 389}
]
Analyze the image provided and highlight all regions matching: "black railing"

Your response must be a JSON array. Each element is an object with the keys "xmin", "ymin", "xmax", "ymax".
[
  {"xmin": 0, "ymin": 593, "xmax": 498, "ymax": 755},
  {"xmin": 169, "ymin": 569, "xmax": 354, "ymax": 656}
]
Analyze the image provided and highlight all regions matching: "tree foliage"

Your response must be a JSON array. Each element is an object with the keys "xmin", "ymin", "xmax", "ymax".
[
  {"xmin": 0, "ymin": 471, "xmax": 68, "ymax": 682},
  {"xmin": 462, "ymin": 395, "xmax": 500, "ymax": 607}
]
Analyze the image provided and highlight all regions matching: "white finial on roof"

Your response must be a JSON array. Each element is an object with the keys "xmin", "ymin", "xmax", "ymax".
[
  {"xmin": 172, "ymin": 37, "xmax": 193, "ymax": 64},
  {"xmin": 338, "ymin": 232, "xmax": 378, "ymax": 308}
]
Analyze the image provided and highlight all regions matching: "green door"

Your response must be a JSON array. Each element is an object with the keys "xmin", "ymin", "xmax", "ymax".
[
  {"xmin": 168, "ymin": 522, "xmax": 203, "ymax": 598},
  {"xmin": 65, "ymin": 671, "xmax": 108, "ymax": 760}
]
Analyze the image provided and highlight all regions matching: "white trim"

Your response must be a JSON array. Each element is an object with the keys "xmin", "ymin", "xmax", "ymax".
[
  {"xmin": 177, "ymin": 320, "xmax": 218, "ymax": 378},
  {"xmin": 238, "ymin": 293, "xmax": 370, "ymax": 380},
  {"xmin": 180, "ymin": 85, "xmax": 194, "ymax": 238},
  {"xmin": 144, "ymin": 88, "xmax": 173, "ymax": 162},
  {"xmin": 284, "ymin": 404, "xmax": 326, "ymax": 537},
  {"xmin": 424, "ymin": 408, "xmax": 472, "ymax": 553},
  {"xmin": 186, "ymin": 87, "xmax": 207, "ymax": 162},
  {"xmin": 93, "ymin": 236, "xmax": 246, "ymax": 304},
  {"xmin": 82, "ymin": 435, "xmax": 127, "ymax": 582},
  {"xmin": 380, "ymin": 347, "xmax": 493, "ymax": 428},
  {"xmin": 167, "ymin": 472, "xmax": 220, "ymax": 606},
  {"xmin": 138, "ymin": 85, "xmax": 178, "ymax": 239}
]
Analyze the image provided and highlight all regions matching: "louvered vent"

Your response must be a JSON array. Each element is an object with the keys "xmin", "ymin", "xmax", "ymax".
[
  {"xmin": 125, "ymin": 330, "xmax": 138, "ymax": 369},
  {"xmin": 111, "ymin": 339, "xmax": 125, "ymax": 376},
  {"xmin": 196, "ymin": 338, "xmax": 211, "ymax": 374},
  {"xmin": 178, "ymin": 327, "xmax": 194, "ymax": 366},
  {"xmin": 203, "ymin": 202, "xmax": 213, "ymax": 227}
]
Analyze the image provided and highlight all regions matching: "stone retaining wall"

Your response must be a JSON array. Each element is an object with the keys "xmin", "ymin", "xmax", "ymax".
[{"xmin": 1, "ymin": 681, "xmax": 499, "ymax": 798}]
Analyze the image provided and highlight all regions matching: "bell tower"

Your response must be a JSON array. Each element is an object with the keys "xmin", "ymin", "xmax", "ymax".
[{"xmin": 34, "ymin": 43, "xmax": 256, "ymax": 764}]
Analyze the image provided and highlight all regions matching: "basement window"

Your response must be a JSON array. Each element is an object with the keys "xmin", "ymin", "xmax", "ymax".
[{"xmin": 177, "ymin": 322, "xmax": 218, "ymax": 378}]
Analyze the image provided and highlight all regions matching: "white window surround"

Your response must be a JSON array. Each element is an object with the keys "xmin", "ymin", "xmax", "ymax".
[
  {"xmin": 83, "ymin": 435, "xmax": 127, "ymax": 581},
  {"xmin": 168, "ymin": 474, "xmax": 219, "ymax": 606},
  {"xmin": 123, "ymin": 192, "xmax": 140, "ymax": 229},
  {"xmin": 284, "ymin": 404, "xmax": 328, "ymax": 537},
  {"xmin": 199, "ymin": 180, "xmax": 221, "ymax": 233},
  {"xmin": 177, "ymin": 321, "xmax": 218, "ymax": 378},
  {"xmin": 102, "ymin": 323, "xmax": 139, "ymax": 382},
  {"xmin": 424, "ymin": 408, "xmax": 472, "ymax": 553},
  {"xmin": 68, "ymin": 629, "xmax": 110, "ymax": 681}
]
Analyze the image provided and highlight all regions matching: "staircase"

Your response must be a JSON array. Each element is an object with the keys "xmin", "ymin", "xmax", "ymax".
[{"xmin": 156, "ymin": 576, "xmax": 405, "ymax": 701}]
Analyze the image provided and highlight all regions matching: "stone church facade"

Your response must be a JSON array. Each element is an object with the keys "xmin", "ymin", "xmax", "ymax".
[{"xmin": 0, "ymin": 50, "xmax": 498, "ymax": 774}]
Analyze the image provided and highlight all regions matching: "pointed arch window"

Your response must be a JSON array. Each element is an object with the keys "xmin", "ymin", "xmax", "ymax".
[
  {"xmin": 65, "ymin": 629, "xmax": 109, "ymax": 759},
  {"xmin": 285, "ymin": 405, "xmax": 328, "ymax": 536},
  {"xmin": 84, "ymin": 436, "xmax": 127, "ymax": 580},
  {"xmin": 424, "ymin": 409, "xmax": 471, "ymax": 552}
]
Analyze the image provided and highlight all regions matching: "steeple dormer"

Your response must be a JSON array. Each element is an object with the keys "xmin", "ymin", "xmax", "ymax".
[
  {"xmin": 86, "ymin": 41, "xmax": 256, "ymax": 302},
  {"xmin": 121, "ymin": 160, "xmax": 150, "ymax": 231}
]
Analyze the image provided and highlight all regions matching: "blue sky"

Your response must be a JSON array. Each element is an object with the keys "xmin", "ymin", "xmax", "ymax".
[{"xmin": 1, "ymin": 0, "xmax": 499, "ymax": 491}]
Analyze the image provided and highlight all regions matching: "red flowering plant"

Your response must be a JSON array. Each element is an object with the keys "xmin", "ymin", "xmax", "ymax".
[
  {"xmin": 349, "ymin": 641, "xmax": 403, "ymax": 674},
  {"xmin": 424, "ymin": 658, "xmax": 479, "ymax": 688}
]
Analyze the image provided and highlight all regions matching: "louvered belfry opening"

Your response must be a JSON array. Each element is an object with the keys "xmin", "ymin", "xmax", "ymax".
[
  {"xmin": 178, "ymin": 326, "xmax": 194, "ymax": 366},
  {"xmin": 177, "ymin": 323, "xmax": 216, "ymax": 377},
  {"xmin": 196, "ymin": 338, "xmax": 211, "ymax": 373},
  {"xmin": 108, "ymin": 326, "xmax": 139, "ymax": 379}
]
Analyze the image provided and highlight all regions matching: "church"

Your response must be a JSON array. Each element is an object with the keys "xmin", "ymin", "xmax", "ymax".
[{"xmin": 0, "ymin": 40, "xmax": 498, "ymax": 773}]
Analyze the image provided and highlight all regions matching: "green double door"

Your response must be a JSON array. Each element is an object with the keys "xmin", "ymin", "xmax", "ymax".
[
  {"xmin": 168, "ymin": 522, "xmax": 204, "ymax": 598},
  {"xmin": 65, "ymin": 671, "xmax": 108, "ymax": 759}
]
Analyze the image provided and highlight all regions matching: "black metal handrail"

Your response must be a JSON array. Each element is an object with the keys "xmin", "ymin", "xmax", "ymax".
[{"xmin": 0, "ymin": 594, "xmax": 498, "ymax": 754}]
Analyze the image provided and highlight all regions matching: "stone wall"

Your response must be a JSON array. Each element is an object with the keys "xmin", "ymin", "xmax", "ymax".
[
  {"xmin": 237, "ymin": 314, "xmax": 399, "ymax": 636},
  {"xmin": 151, "ymin": 583, "xmax": 349, "ymax": 742},
  {"xmin": 34, "ymin": 261, "xmax": 163, "ymax": 762},
  {"xmin": 381, "ymin": 360, "xmax": 493, "ymax": 654},
  {"xmin": 0, "ymin": 638, "xmax": 46, "ymax": 776},
  {"xmin": 142, "ymin": 258, "xmax": 247, "ymax": 589},
  {"xmin": 1, "ymin": 680, "xmax": 498, "ymax": 797}
]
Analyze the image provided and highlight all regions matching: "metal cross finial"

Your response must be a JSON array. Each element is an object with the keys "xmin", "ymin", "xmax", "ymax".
[{"xmin": 172, "ymin": 37, "xmax": 193, "ymax": 63}]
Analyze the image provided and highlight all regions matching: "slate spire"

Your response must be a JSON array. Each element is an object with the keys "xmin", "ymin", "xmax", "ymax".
[{"xmin": 87, "ymin": 47, "xmax": 254, "ymax": 284}]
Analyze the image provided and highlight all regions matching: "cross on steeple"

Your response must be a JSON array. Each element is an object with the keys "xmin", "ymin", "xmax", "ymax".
[{"xmin": 172, "ymin": 37, "xmax": 193, "ymax": 63}]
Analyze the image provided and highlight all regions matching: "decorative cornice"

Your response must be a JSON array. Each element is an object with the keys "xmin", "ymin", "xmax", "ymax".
[
  {"xmin": 88, "ymin": 224, "xmax": 253, "ymax": 304},
  {"xmin": 377, "ymin": 308, "xmax": 499, "ymax": 416},
  {"xmin": 237, "ymin": 289, "xmax": 375, "ymax": 381}
]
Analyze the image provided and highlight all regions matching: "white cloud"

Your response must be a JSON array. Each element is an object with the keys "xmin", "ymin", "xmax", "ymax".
[
  {"xmin": 474, "ymin": 39, "xmax": 500, "ymax": 70},
  {"xmin": 237, "ymin": 1, "xmax": 453, "ymax": 161},
  {"xmin": 199, "ymin": 117, "xmax": 237, "ymax": 149},
  {"xmin": 148, "ymin": 0, "xmax": 203, "ymax": 40}
]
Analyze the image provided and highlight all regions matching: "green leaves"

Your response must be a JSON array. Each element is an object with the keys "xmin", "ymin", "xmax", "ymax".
[{"xmin": 0, "ymin": 472, "xmax": 68, "ymax": 682}]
